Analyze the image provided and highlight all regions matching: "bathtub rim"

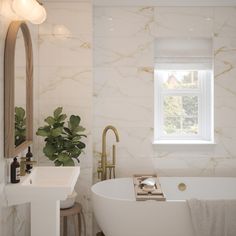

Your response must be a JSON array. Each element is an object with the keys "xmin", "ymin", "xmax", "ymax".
[{"xmin": 91, "ymin": 177, "xmax": 236, "ymax": 202}]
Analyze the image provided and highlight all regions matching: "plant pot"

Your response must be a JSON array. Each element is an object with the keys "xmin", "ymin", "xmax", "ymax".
[{"xmin": 60, "ymin": 190, "xmax": 77, "ymax": 209}]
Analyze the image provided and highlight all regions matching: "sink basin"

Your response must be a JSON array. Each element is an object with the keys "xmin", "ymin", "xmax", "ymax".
[
  {"xmin": 6, "ymin": 166, "xmax": 80, "ymax": 205},
  {"xmin": 5, "ymin": 166, "xmax": 80, "ymax": 236}
]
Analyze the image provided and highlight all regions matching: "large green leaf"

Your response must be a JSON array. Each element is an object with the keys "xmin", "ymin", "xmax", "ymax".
[
  {"xmin": 63, "ymin": 158, "xmax": 74, "ymax": 166},
  {"xmin": 54, "ymin": 160, "xmax": 62, "ymax": 166},
  {"xmin": 57, "ymin": 153, "xmax": 74, "ymax": 166},
  {"xmin": 51, "ymin": 127, "xmax": 63, "ymax": 137},
  {"xmin": 53, "ymin": 107, "xmax": 63, "ymax": 119},
  {"xmin": 77, "ymin": 141, "xmax": 86, "ymax": 149},
  {"xmin": 44, "ymin": 116, "xmax": 55, "ymax": 126},
  {"xmin": 63, "ymin": 127, "xmax": 72, "ymax": 135},
  {"xmin": 57, "ymin": 153, "xmax": 68, "ymax": 161},
  {"xmin": 48, "ymin": 154, "xmax": 58, "ymax": 161},
  {"xmin": 76, "ymin": 126, "xmax": 86, "ymax": 132},
  {"xmin": 43, "ymin": 143, "xmax": 56, "ymax": 157},
  {"xmin": 63, "ymin": 140, "xmax": 74, "ymax": 149},
  {"xmin": 72, "ymin": 136, "xmax": 81, "ymax": 144},
  {"xmin": 69, "ymin": 115, "xmax": 81, "ymax": 130},
  {"xmin": 36, "ymin": 127, "xmax": 50, "ymax": 137},
  {"xmin": 57, "ymin": 114, "xmax": 67, "ymax": 123},
  {"xmin": 70, "ymin": 147, "xmax": 81, "ymax": 158}
]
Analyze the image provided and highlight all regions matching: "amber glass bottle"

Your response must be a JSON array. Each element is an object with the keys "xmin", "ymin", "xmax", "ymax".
[{"xmin": 11, "ymin": 157, "xmax": 20, "ymax": 183}]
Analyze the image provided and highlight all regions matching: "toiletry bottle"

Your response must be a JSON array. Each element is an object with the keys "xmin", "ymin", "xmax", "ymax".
[
  {"xmin": 11, "ymin": 157, "xmax": 20, "ymax": 183},
  {"xmin": 26, "ymin": 146, "xmax": 33, "ymax": 173}
]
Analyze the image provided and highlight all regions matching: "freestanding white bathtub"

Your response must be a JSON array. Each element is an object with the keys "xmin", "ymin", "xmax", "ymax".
[{"xmin": 91, "ymin": 177, "xmax": 236, "ymax": 236}]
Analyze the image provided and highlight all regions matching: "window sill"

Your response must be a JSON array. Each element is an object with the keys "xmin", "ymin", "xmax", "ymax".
[{"xmin": 153, "ymin": 140, "xmax": 216, "ymax": 145}]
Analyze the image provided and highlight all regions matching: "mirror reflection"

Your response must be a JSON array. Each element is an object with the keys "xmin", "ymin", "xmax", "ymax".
[{"xmin": 14, "ymin": 29, "xmax": 26, "ymax": 147}]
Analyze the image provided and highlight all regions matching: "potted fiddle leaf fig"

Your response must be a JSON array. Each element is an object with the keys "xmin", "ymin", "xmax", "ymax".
[
  {"xmin": 36, "ymin": 107, "xmax": 87, "ymax": 209},
  {"xmin": 36, "ymin": 107, "xmax": 87, "ymax": 166}
]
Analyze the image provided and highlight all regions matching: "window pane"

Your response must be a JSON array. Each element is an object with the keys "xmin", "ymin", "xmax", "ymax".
[
  {"xmin": 182, "ymin": 96, "xmax": 198, "ymax": 116},
  {"xmin": 183, "ymin": 117, "xmax": 198, "ymax": 134},
  {"xmin": 164, "ymin": 117, "xmax": 181, "ymax": 134},
  {"xmin": 163, "ymin": 95, "xmax": 199, "ymax": 135},
  {"xmin": 162, "ymin": 71, "xmax": 199, "ymax": 89},
  {"xmin": 164, "ymin": 96, "xmax": 182, "ymax": 116}
]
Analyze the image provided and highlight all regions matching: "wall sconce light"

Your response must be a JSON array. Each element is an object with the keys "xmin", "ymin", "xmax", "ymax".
[{"xmin": 12, "ymin": 0, "xmax": 47, "ymax": 24}]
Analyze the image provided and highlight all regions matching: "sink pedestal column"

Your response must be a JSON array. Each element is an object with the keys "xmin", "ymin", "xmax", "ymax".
[{"xmin": 31, "ymin": 200, "xmax": 60, "ymax": 236}]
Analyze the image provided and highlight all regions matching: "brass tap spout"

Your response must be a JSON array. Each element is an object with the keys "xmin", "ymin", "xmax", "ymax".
[
  {"xmin": 20, "ymin": 157, "xmax": 37, "ymax": 176},
  {"xmin": 100, "ymin": 125, "xmax": 119, "ymax": 181}
]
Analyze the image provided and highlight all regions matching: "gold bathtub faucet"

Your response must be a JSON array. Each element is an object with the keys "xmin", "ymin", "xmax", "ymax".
[{"xmin": 97, "ymin": 125, "xmax": 119, "ymax": 181}]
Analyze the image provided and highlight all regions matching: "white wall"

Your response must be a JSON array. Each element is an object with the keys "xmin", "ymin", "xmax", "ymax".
[
  {"xmin": 0, "ymin": 1, "xmax": 38, "ymax": 236},
  {"xmin": 93, "ymin": 6, "xmax": 236, "ymax": 179},
  {"xmin": 36, "ymin": 1, "xmax": 93, "ymax": 235}
]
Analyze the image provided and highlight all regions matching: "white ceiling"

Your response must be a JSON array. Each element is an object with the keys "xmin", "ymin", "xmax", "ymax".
[{"xmin": 93, "ymin": 0, "xmax": 236, "ymax": 6}]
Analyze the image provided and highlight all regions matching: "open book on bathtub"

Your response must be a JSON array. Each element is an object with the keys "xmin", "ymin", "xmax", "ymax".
[{"xmin": 133, "ymin": 175, "xmax": 166, "ymax": 201}]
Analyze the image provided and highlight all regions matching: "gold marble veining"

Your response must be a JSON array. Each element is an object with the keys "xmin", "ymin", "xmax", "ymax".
[
  {"xmin": 215, "ymin": 60, "xmax": 234, "ymax": 79},
  {"xmin": 138, "ymin": 7, "xmax": 154, "ymax": 13},
  {"xmin": 138, "ymin": 67, "xmax": 154, "ymax": 74},
  {"xmin": 214, "ymin": 46, "xmax": 227, "ymax": 56},
  {"xmin": 80, "ymin": 42, "xmax": 91, "ymax": 49}
]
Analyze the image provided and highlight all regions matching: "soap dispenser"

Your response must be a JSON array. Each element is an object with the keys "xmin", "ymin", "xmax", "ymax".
[{"xmin": 11, "ymin": 157, "xmax": 20, "ymax": 183}]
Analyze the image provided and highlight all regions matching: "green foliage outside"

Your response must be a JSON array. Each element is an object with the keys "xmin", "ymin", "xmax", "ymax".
[
  {"xmin": 36, "ymin": 107, "xmax": 87, "ymax": 166},
  {"xmin": 164, "ymin": 96, "xmax": 198, "ymax": 135},
  {"xmin": 15, "ymin": 107, "xmax": 26, "ymax": 147},
  {"xmin": 162, "ymin": 71, "xmax": 199, "ymax": 135}
]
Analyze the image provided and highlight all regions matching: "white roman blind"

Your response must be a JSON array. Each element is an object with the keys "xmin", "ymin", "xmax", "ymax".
[{"xmin": 155, "ymin": 38, "xmax": 213, "ymax": 70}]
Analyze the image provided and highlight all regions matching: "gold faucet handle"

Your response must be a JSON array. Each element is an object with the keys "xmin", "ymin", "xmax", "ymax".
[
  {"xmin": 20, "ymin": 158, "xmax": 37, "ymax": 176},
  {"xmin": 97, "ymin": 167, "xmax": 102, "ymax": 179},
  {"xmin": 20, "ymin": 157, "xmax": 26, "ymax": 162},
  {"xmin": 25, "ymin": 160, "xmax": 37, "ymax": 165},
  {"xmin": 20, "ymin": 158, "xmax": 27, "ymax": 176}
]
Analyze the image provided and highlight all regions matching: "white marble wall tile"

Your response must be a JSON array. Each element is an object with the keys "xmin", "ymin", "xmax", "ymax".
[
  {"xmin": 94, "ymin": 7, "xmax": 155, "ymax": 38},
  {"xmin": 39, "ymin": 35, "xmax": 92, "ymax": 67},
  {"xmin": 152, "ymin": 156, "xmax": 235, "ymax": 177},
  {"xmin": 40, "ymin": 3, "xmax": 92, "ymax": 35},
  {"xmin": 214, "ymin": 37, "xmax": 236, "ymax": 99},
  {"xmin": 115, "ymin": 156, "xmax": 156, "ymax": 177},
  {"xmin": 39, "ymin": 3, "xmax": 92, "ymax": 68},
  {"xmin": 154, "ymin": 7, "xmax": 214, "ymax": 37},
  {"xmin": 38, "ymin": 1, "xmax": 93, "ymax": 235},
  {"xmin": 39, "ymin": 67, "xmax": 92, "ymax": 101},
  {"xmin": 215, "ymin": 96, "xmax": 236, "ymax": 127},
  {"xmin": 94, "ymin": 97, "xmax": 153, "ymax": 128},
  {"xmin": 94, "ymin": 37, "xmax": 154, "ymax": 67},
  {"xmin": 214, "ymin": 127, "xmax": 236, "ymax": 157},
  {"xmin": 94, "ymin": 67, "xmax": 154, "ymax": 98},
  {"xmin": 214, "ymin": 7, "xmax": 236, "ymax": 38}
]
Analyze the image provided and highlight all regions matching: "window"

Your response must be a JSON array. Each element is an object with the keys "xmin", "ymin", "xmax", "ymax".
[{"xmin": 154, "ymin": 38, "xmax": 213, "ymax": 144}]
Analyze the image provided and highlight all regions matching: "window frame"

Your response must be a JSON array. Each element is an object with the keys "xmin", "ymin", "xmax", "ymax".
[{"xmin": 154, "ymin": 68, "xmax": 214, "ymax": 144}]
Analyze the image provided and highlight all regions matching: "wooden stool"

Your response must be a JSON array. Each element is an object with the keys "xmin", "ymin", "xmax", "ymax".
[{"xmin": 60, "ymin": 202, "xmax": 86, "ymax": 236}]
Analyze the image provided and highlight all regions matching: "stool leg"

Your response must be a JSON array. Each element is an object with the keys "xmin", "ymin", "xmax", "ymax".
[
  {"xmin": 63, "ymin": 216, "xmax": 67, "ymax": 236},
  {"xmin": 81, "ymin": 210, "xmax": 86, "ymax": 236},
  {"xmin": 78, "ymin": 213, "xmax": 82, "ymax": 236},
  {"xmin": 73, "ymin": 215, "xmax": 78, "ymax": 236}
]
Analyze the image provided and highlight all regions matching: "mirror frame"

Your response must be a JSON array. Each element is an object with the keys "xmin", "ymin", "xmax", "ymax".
[{"xmin": 4, "ymin": 21, "xmax": 33, "ymax": 158}]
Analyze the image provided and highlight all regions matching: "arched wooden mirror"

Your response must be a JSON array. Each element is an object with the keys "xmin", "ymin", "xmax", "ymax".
[{"xmin": 4, "ymin": 21, "xmax": 33, "ymax": 158}]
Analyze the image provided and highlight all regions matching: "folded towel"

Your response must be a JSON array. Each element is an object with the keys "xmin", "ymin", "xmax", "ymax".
[{"xmin": 187, "ymin": 199, "xmax": 236, "ymax": 236}]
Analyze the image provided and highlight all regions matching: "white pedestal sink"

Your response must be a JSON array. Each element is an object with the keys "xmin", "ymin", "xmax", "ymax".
[{"xmin": 5, "ymin": 166, "xmax": 80, "ymax": 236}]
